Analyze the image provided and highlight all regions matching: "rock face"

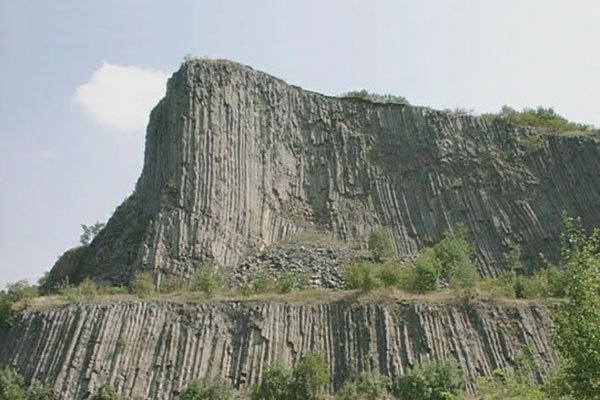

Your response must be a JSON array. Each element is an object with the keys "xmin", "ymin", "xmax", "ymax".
[
  {"xmin": 0, "ymin": 299, "xmax": 555, "ymax": 399},
  {"xmin": 47, "ymin": 58, "xmax": 600, "ymax": 286}
]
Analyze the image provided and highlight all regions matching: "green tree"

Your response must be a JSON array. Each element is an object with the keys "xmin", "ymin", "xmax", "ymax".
[
  {"xmin": 337, "ymin": 371, "xmax": 391, "ymax": 400},
  {"xmin": 80, "ymin": 222, "xmax": 106, "ymax": 245},
  {"xmin": 0, "ymin": 367, "xmax": 27, "ymax": 400},
  {"xmin": 0, "ymin": 280, "xmax": 38, "ymax": 329},
  {"xmin": 179, "ymin": 379, "xmax": 232, "ymax": 400},
  {"xmin": 290, "ymin": 352, "xmax": 329, "ymax": 400},
  {"xmin": 551, "ymin": 217, "xmax": 600, "ymax": 399},
  {"xmin": 251, "ymin": 364, "xmax": 293, "ymax": 400},
  {"xmin": 476, "ymin": 370, "xmax": 546, "ymax": 400},
  {"xmin": 91, "ymin": 384, "xmax": 119, "ymax": 400},
  {"xmin": 191, "ymin": 267, "xmax": 222, "ymax": 298},
  {"xmin": 344, "ymin": 262, "xmax": 381, "ymax": 292},
  {"xmin": 409, "ymin": 248, "xmax": 442, "ymax": 293},
  {"xmin": 368, "ymin": 229, "xmax": 396, "ymax": 262},
  {"xmin": 432, "ymin": 227, "xmax": 478, "ymax": 295},
  {"xmin": 391, "ymin": 359, "xmax": 464, "ymax": 400}
]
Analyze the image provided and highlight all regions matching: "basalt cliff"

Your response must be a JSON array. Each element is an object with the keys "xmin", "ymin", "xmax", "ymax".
[
  {"xmin": 46, "ymin": 59, "xmax": 600, "ymax": 288},
  {"xmin": 3, "ymin": 59, "xmax": 599, "ymax": 399}
]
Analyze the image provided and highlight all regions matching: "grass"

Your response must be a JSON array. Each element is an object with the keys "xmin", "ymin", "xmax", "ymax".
[{"xmin": 23, "ymin": 285, "xmax": 543, "ymax": 314}]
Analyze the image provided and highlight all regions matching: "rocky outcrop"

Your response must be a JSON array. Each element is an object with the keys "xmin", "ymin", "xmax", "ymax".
[
  {"xmin": 0, "ymin": 299, "xmax": 555, "ymax": 399},
  {"xmin": 49, "ymin": 59, "xmax": 600, "ymax": 286}
]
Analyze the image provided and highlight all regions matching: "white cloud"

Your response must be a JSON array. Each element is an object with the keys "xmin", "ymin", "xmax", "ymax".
[{"xmin": 74, "ymin": 62, "xmax": 168, "ymax": 133}]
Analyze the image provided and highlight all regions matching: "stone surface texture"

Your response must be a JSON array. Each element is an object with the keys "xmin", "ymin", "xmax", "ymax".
[
  {"xmin": 0, "ymin": 299, "xmax": 555, "ymax": 399},
  {"xmin": 45, "ymin": 59, "xmax": 600, "ymax": 287}
]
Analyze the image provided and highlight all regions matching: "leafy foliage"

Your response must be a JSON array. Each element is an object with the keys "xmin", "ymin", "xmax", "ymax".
[
  {"xmin": 391, "ymin": 359, "xmax": 464, "ymax": 400},
  {"xmin": 367, "ymin": 229, "xmax": 396, "ymax": 262},
  {"xmin": 409, "ymin": 248, "xmax": 442, "ymax": 293},
  {"xmin": 551, "ymin": 216, "xmax": 600, "ymax": 399},
  {"xmin": 251, "ymin": 364, "xmax": 294, "ymax": 400},
  {"xmin": 344, "ymin": 261, "xmax": 382, "ymax": 292},
  {"xmin": 340, "ymin": 90, "xmax": 409, "ymax": 105},
  {"xmin": 252, "ymin": 352, "xmax": 329, "ymax": 400},
  {"xmin": 432, "ymin": 227, "xmax": 478, "ymax": 295},
  {"xmin": 191, "ymin": 268, "xmax": 222, "ymax": 298},
  {"xmin": 80, "ymin": 222, "xmax": 106, "ymax": 245},
  {"xmin": 129, "ymin": 272, "xmax": 155, "ymax": 298},
  {"xmin": 91, "ymin": 384, "xmax": 120, "ymax": 400},
  {"xmin": 484, "ymin": 105, "xmax": 600, "ymax": 136},
  {"xmin": 337, "ymin": 371, "xmax": 391, "ymax": 400},
  {"xmin": 0, "ymin": 281, "xmax": 38, "ymax": 329},
  {"xmin": 476, "ymin": 370, "xmax": 546, "ymax": 400},
  {"xmin": 0, "ymin": 368, "xmax": 55, "ymax": 400},
  {"xmin": 179, "ymin": 379, "xmax": 232, "ymax": 400}
]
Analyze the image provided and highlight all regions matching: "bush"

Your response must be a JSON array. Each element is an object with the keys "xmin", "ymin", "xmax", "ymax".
[
  {"xmin": 409, "ymin": 249, "xmax": 442, "ymax": 294},
  {"xmin": 276, "ymin": 272, "xmax": 310, "ymax": 294},
  {"xmin": 340, "ymin": 90, "xmax": 409, "ymax": 105},
  {"xmin": 344, "ymin": 262, "xmax": 381, "ymax": 292},
  {"xmin": 160, "ymin": 276, "xmax": 185, "ymax": 293},
  {"xmin": 377, "ymin": 263, "xmax": 406, "ymax": 288},
  {"xmin": 337, "ymin": 371, "xmax": 391, "ymax": 400},
  {"xmin": 130, "ymin": 272, "xmax": 155, "ymax": 298},
  {"xmin": 391, "ymin": 359, "xmax": 464, "ymax": 400},
  {"xmin": 0, "ymin": 368, "xmax": 56, "ymax": 400},
  {"xmin": 252, "ymin": 353, "xmax": 329, "ymax": 400},
  {"xmin": 432, "ymin": 228, "xmax": 478, "ymax": 295},
  {"xmin": 368, "ymin": 229, "xmax": 396, "ymax": 262},
  {"xmin": 0, "ymin": 367, "xmax": 26, "ymax": 400},
  {"xmin": 0, "ymin": 281, "xmax": 38, "ymax": 329},
  {"xmin": 290, "ymin": 352, "xmax": 329, "ymax": 400},
  {"xmin": 252, "ymin": 364, "xmax": 293, "ymax": 400},
  {"xmin": 485, "ymin": 105, "xmax": 600, "ymax": 135},
  {"xmin": 179, "ymin": 379, "xmax": 232, "ymax": 400},
  {"xmin": 91, "ymin": 384, "xmax": 120, "ymax": 400},
  {"xmin": 476, "ymin": 370, "xmax": 546, "ymax": 400},
  {"xmin": 191, "ymin": 268, "xmax": 222, "ymax": 298}
]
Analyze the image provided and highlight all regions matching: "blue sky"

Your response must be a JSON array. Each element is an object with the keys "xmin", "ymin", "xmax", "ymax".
[{"xmin": 1, "ymin": 0, "xmax": 599, "ymax": 289}]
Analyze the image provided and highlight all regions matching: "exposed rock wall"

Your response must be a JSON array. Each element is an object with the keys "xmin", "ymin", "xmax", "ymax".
[
  {"xmin": 0, "ymin": 299, "xmax": 555, "ymax": 399},
  {"xmin": 51, "ymin": 59, "xmax": 600, "ymax": 286}
]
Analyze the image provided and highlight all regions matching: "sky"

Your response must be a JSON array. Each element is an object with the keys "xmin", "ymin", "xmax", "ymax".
[{"xmin": 1, "ymin": 0, "xmax": 599, "ymax": 289}]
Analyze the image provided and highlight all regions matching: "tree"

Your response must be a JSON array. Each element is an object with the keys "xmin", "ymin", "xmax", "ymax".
[
  {"xmin": 80, "ymin": 222, "xmax": 106, "ymax": 245},
  {"xmin": 179, "ymin": 379, "xmax": 232, "ymax": 400},
  {"xmin": 290, "ymin": 352, "xmax": 329, "ymax": 400},
  {"xmin": 432, "ymin": 226, "xmax": 478, "ymax": 295},
  {"xmin": 391, "ymin": 359, "xmax": 463, "ymax": 400},
  {"xmin": 551, "ymin": 217, "xmax": 600, "ymax": 399},
  {"xmin": 368, "ymin": 229, "xmax": 396, "ymax": 262},
  {"xmin": 91, "ymin": 384, "xmax": 119, "ymax": 400}
]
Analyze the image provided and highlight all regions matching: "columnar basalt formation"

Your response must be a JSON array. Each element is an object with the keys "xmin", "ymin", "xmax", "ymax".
[
  {"xmin": 0, "ymin": 300, "xmax": 555, "ymax": 399},
  {"xmin": 45, "ymin": 59, "xmax": 600, "ymax": 287}
]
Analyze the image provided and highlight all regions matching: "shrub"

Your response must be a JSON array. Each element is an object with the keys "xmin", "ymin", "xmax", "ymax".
[
  {"xmin": 340, "ymin": 90, "xmax": 409, "ymax": 105},
  {"xmin": 26, "ymin": 382, "xmax": 56, "ymax": 400},
  {"xmin": 91, "ymin": 384, "xmax": 120, "ymax": 400},
  {"xmin": 337, "ymin": 371, "xmax": 391, "ymax": 400},
  {"xmin": 377, "ymin": 263, "xmax": 406, "ymax": 288},
  {"xmin": 160, "ymin": 276, "xmax": 185, "ymax": 293},
  {"xmin": 368, "ymin": 229, "xmax": 396, "ymax": 262},
  {"xmin": 191, "ymin": 268, "xmax": 222, "ymax": 298},
  {"xmin": 290, "ymin": 352, "xmax": 329, "ymax": 400},
  {"xmin": 432, "ymin": 228, "xmax": 478, "ymax": 295},
  {"xmin": 179, "ymin": 378, "xmax": 232, "ymax": 400},
  {"xmin": 0, "ymin": 280, "xmax": 38, "ymax": 329},
  {"xmin": 276, "ymin": 272, "xmax": 310, "ymax": 294},
  {"xmin": 0, "ymin": 367, "xmax": 26, "ymax": 400},
  {"xmin": 251, "ymin": 364, "xmax": 293, "ymax": 400},
  {"xmin": 476, "ymin": 370, "xmax": 546, "ymax": 400},
  {"xmin": 344, "ymin": 262, "xmax": 381, "ymax": 292},
  {"xmin": 130, "ymin": 272, "xmax": 155, "ymax": 298},
  {"xmin": 409, "ymin": 249, "xmax": 442, "ymax": 293},
  {"xmin": 391, "ymin": 359, "xmax": 464, "ymax": 400}
]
